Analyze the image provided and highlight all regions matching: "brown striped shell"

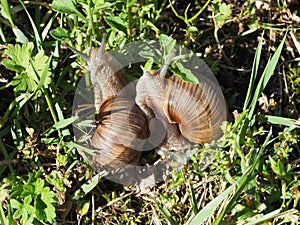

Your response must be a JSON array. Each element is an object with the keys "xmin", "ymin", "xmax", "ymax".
[
  {"xmin": 91, "ymin": 96, "xmax": 149, "ymax": 167},
  {"xmin": 165, "ymin": 75, "xmax": 226, "ymax": 143}
]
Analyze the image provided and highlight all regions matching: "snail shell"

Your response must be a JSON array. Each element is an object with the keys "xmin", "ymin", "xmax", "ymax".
[
  {"xmin": 90, "ymin": 96, "xmax": 148, "ymax": 167},
  {"xmin": 136, "ymin": 60, "xmax": 227, "ymax": 151},
  {"xmin": 165, "ymin": 75, "xmax": 226, "ymax": 143}
]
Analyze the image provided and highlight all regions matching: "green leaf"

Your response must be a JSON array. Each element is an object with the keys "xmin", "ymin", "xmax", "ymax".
[
  {"xmin": 172, "ymin": 62, "xmax": 199, "ymax": 84},
  {"xmin": 2, "ymin": 42, "xmax": 52, "ymax": 94},
  {"xmin": 159, "ymin": 34, "xmax": 176, "ymax": 59},
  {"xmin": 52, "ymin": 116, "xmax": 79, "ymax": 130},
  {"xmin": 187, "ymin": 26, "xmax": 198, "ymax": 33},
  {"xmin": 28, "ymin": 51, "xmax": 51, "ymax": 84},
  {"xmin": 57, "ymin": 154, "xmax": 68, "ymax": 166},
  {"xmin": 35, "ymin": 55, "xmax": 52, "ymax": 91},
  {"xmin": 104, "ymin": 16, "xmax": 127, "ymax": 34},
  {"xmin": 46, "ymin": 171, "xmax": 67, "ymax": 192},
  {"xmin": 33, "ymin": 179, "xmax": 45, "ymax": 194},
  {"xmin": 40, "ymin": 187, "xmax": 56, "ymax": 223},
  {"xmin": 11, "ymin": 72, "xmax": 37, "ymax": 93},
  {"xmin": 269, "ymin": 156, "xmax": 286, "ymax": 177},
  {"xmin": 215, "ymin": 14, "xmax": 226, "ymax": 25},
  {"xmin": 73, "ymin": 174, "xmax": 100, "ymax": 200},
  {"xmin": 52, "ymin": 0, "xmax": 76, "ymax": 13},
  {"xmin": 219, "ymin": 3, "xmax": 231, "ymax": 17},
  {"xmin": 144, "ymin": 59, "xmax": 154, "ymax": 70},
  {"xmin": 23, "ymin": 195, "xmax": 33, "ymax": 206},
  {"xmin": 7, "ymin": 46, "xmax": 51, "ymax": 93},
  {"xmin": 52, "ymin": 0, "xmax": 86, "ymax": 20},
  {"xmin": 77, "ymin": 200, "xmax": 90, "ymax": 216},
  {"xmin": 2, "ymin": 43, "xmax": 34, "ymax": 72},
  {"xmin": 34, "ymin": 195, "xmax": 47, "ymax": 221},
  {"xmin": 10, "ymin": 199, "xmax": 22, "ymax": 210},
  {"xmin": 12, "ymin": 27, "xmax": 29, "ymax": 43},
  {"xmin": 143, "ymin": 20, "xmax": 160, "ymax": 35},
  {"xmin": 50, "ymin": 27, "xmax": 70, "ymax": 40},
  {"xmin": 213, "ymin": 2, "xmax": 231, "ymax": 26},
  {"xmin": 12, "ymin": 207, "xmax": 23, "ymax": 220},
  {"xmin": 94, "ymin": 1, "xmax": 112, "ymax": 10},
  {"xmin": 1, "ymin": 59, "xmax": 24, "ymax": 73}
]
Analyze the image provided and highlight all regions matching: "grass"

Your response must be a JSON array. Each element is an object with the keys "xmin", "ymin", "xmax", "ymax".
[{"xmin": 0, "ymin": 0, "xmax": 300, "ymax": 224}]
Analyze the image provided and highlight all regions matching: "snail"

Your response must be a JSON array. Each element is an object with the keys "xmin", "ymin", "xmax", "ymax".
[
  {"xmin": 68, "ymin": 36, "xmax": 226, "ymax": 171},
  {"xmin": 136, "ymin": 51, "xmax": 227, "ymax": 151},
  {"xmin": 66, "ymin": 35, "xmax": 149, "ymax": 168}
]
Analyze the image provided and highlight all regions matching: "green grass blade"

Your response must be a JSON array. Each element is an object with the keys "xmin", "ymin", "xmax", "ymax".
[
  {"xmin": 247, "ymin": 32, "xmax": 287, "ymax": 120},
  {"xmin": 189, "ymin": 180, "xmax": 198, "ymax": 215},
  {"xmin": 0, "ymin": 139, "xmax": 15, "ymax": 175},
  {"xmin": 189, "ymin": 181, "xmax": 235, "ymax": 225},
  {"xmin": 157, "ymin": 202, "xmax": 178, "ymax": 225},
  {"xmin": 1, "ymin": 0, "xmax": 14, "ymax": 26},
  {"xmin": 18, "ymin": 0, "xmax": 42, "ymax": 50},
  {"xmin": 1, "ymin": 0, "xmax": 29, "ymax": 43},
  {"xmin": 52, "ymin": 116, "xmax": 79, "ymax": 130},
  {"xmin": 1, "ymin": 93, "xmax": 34, "ymax": 129},
  {"xmin": 0, "ymin": 203, "xmax": 8, "ymax": 225},
  {"xmin": 0, "ymin": 23, "xmax": 7, "ymax": 42},
  {"xmin": 67, "ymin": 142, "xmax": 95, "ymax": 164},
  {"xmin": 41, "ymin": 14, "xmax": 57, "ymax": 41},
  {"xmin": 243, "ymin": 31, "xmax": 264, "ymax": 110},
  {"xmin": 237, "ymin": 32, "xmax": 287, "ymax": 145},
  {"xmin": 256, "ymin": 115, "xmax": 300, "ymax": 128},
  {"xmin": 245, "ymin": 208, "xmax": 281, "ymax": 225}
]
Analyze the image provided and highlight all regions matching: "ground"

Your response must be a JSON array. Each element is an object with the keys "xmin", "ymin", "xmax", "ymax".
[{"xmin": 0, "ymin": 0, "xmax": 300, "ymax": 224}]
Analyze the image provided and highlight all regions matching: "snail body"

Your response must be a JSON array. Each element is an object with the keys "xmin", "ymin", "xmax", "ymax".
[
  {"xmin": 66, "ymin": 37, "xmax": 132, "ymax": 112},
  {"xmin": 136, "ymin": 69, "xmax": 191, "ymax": 150}
]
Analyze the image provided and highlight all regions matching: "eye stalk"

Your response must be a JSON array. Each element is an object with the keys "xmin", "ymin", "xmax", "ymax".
[
  {"xmin": 159, "ymin": 49, "xmax": 176, "ymax": 77},
  {"xmin": 97, "ymin": 33, "xmax": 107, "ymax": 61},
  {"xmin": 63, "ymin": 42, "xmax": 89, "ymax": 62}
]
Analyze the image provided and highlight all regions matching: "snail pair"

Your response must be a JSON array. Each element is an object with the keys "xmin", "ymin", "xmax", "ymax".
[{"xmin": 67, "ymin": 35, "xmax": 227, "ymax": 170}]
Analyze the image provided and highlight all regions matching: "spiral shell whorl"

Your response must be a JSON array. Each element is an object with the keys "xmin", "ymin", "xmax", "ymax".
[
  {"xmin": 90, "ymin": 96, "xmax": 148, "ymax": 167},
  {"xmin": 165, "ymin": 75, "xmax": 225, "ymax": 143}
]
